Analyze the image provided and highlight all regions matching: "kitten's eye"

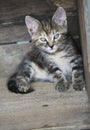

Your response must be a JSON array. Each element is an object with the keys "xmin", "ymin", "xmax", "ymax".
[
  {"xmin": 54, "ymin": 33, "xmax": 60, "ymax": 40},
  {"xmin": 40, "ymin": 37, "xmax": 47, "ymax": 43}
]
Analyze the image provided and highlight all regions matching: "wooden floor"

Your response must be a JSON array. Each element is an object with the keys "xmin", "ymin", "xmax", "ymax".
[{"xmin": 0, "ymin": 78, "xmax": 90, "ymax": 130}]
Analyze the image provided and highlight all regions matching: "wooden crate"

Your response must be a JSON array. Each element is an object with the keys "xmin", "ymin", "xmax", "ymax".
[{"xmin": 0, "ymin": 0, "xmax": 90, "ymax": 130}]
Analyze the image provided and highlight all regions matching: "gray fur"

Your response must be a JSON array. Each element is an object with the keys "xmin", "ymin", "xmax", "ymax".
[{"xmin": 7, "ymin": 7, "xmax": 85, "ymax": 93}]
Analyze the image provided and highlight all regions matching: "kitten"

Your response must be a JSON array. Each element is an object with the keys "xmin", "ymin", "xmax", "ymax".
[{"xmin": 7, "ymin": 7, "xmax": 85, "ymax": 94}]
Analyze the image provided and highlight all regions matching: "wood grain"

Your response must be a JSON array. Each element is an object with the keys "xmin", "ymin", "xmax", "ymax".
[
  {"xmin": 77, "ymin": 0, "xmax": 90, "ymax": 98},
  {"xmin": 0, "ymin": 43, "xmax": 31, "ymax": 77},
  {"xmin": 47, "ymin": 0, "xmax": 77, "ymax": 11},
  {"xmin": 0, "ymin": 0, "xmax": 76, "ymax": 23},
  {"xmin": 0, "ymin": 78, "xmax": 89, "ymax": 130}
]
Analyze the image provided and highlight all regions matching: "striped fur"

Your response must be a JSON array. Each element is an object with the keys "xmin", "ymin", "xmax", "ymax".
[{"xmin": 7, "ymin": 7, "xmax": 85, "ymax": 93}]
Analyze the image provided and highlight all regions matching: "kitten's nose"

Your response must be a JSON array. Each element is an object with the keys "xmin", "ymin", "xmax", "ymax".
[{"xmin": 50, "ymin": 45, "xmax": 54, "ymax": 49}]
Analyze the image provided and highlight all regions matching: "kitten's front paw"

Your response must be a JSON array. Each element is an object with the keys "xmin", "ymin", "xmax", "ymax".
[
  {"xmin": 7, "ymin": 78, "xmax": 33, "ymax": 94},
  {"xmin": 73, "ymin": 82, "xmax": 85, "ymax": 91},
  {"xmin": 55, "ymin": 81, "xmax": 69, "ymax": 92}
]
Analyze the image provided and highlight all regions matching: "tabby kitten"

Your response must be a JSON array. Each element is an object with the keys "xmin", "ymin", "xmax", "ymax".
[{"xmin": 8, "ymin": 7, "xmax": 85, "ymax": 94}]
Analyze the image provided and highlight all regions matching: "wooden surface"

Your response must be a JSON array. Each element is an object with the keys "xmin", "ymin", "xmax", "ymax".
[
  {"xmin": 0, "ymin": 43, "xmax": 30, "ymax": 78},
  {"xmin": 78, "ymin": 0, "xmax": 90, "ymax": 98},
  {"xmin": 0, "ymin": 78, "xmax": 90, "ymax": 130}
]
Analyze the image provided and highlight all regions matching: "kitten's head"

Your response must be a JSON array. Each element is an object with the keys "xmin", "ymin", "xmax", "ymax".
[{"xmin": 25, "ymin": 7, "xmax": 67, "ymax": 54}]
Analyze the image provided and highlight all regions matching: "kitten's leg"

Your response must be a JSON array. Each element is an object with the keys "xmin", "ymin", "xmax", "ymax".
[
  {"xmin": 54, "ymin": 70, "xmax": 69, "ymax": 92},
  {"xmin": 70, "ymin": 55, "xmax": 85, "ymax": 91},
  {"xmin": 47, "ymin": 62, "xmax": 69, "ymax": 92},
  {"xmin": 7, "ymin": 60, "xmax": 34, "ymax": 94}
]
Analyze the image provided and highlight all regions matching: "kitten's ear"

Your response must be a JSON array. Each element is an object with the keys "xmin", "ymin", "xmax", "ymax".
[
  {"xmin": 25, "ymin": 16, "xmax": 40, "ymax": 35},
  {"xmin": 52, "ymin": 7, "xmax": 67, "ymax": 26}
]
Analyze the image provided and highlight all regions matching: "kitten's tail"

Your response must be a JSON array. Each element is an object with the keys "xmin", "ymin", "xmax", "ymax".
[{"xmin": 7, "ymin": 79, "xmax": 20, "ymax": 93}]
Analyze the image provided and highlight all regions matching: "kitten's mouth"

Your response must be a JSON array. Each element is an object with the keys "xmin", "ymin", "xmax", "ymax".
[
  {"xmin": 43, "ymin": 46, "xmax": 58, "ymax": 54},
  {"xmin": 48, "ymin": 49, "xmax": 57, "ymax": 54}
]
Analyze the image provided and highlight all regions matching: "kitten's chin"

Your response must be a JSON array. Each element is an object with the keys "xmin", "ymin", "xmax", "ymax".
[{"xmin": 42, "ymin": 46, "xmax": 58, "ymax": 54}]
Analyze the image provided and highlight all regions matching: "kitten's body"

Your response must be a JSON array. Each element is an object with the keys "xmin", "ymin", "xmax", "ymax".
[
  {"xmin": 8, "ymin": 7, "xmax": 85, "ymax": 93},
  {"xmin": 26, "ymin": 36, "xmax": 76, "ymax": 82}
]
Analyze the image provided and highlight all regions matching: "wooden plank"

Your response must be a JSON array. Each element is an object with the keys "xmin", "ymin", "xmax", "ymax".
[
  {"xmin": 78, "ymin": 0, "xmax": 90, "ymax": 98},
  {"xmin": 0, "ymin": 43, "xmax": 30, "ymax": 77},
  {"xmin": 0, "ymin": 25, "xmax": 30, "ymax": 43},
  {"xmin": 31, "ymin": 125, "xmax": 90, "ymax": 130},
  {"xmin": 0, "ymin": 0, "xmax": 76, "ymax": 23},
  {"xmin": 0, "ymin": 0, "xmax": 54, "ymax": 23},
  {"xmin": 0, "ymin": 78, "xmax": 89, "ymax": 130},
  {"xmin": 47, "ymin": 0, "xmax": 77, "ymax": 11}
]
